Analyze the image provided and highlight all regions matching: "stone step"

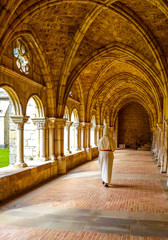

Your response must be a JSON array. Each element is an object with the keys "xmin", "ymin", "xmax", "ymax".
[
  {"xmin": 138, "ymin": 147, "xmax": 151, "ymax": 151},
  {"xmin": 144, "ymin": 143, "xmax": 151, "ymax": 148}
]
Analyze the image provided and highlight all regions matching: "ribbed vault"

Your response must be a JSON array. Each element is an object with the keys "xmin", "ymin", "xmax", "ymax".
[{"xmin": 0, "ymin": 0, "xmax": 168, "ymax": 128}]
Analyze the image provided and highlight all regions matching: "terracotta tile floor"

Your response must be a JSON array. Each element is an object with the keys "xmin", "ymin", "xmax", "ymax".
[
  {"xmin": 0, "ymin": 150, "xmax": 168, "ymax": 239},
  {"xmin": 0, "ymin": 225, "xmax": 166, "ymax": 240}
]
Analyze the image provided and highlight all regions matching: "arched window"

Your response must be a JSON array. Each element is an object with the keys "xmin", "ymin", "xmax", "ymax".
[
  {"xmin": 91, "ymin": 115, "xmax": 96, "ymax": 147},
  {"xmin": 0, "ymin": 86, "xmax": 21, "ymax": 168},
  {"xmin": 14, "ymin": 39, "xmax": 30, "ymax": 74},
  {"xmin": 24, "ymin": 95, "xmax": 45, "ymax": 162},
  {"xmin": 70, "ymin": 108, "xmax": 79, "ymax": 152}
]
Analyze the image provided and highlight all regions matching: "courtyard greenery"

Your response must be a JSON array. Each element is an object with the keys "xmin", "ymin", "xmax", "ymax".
[{"xmin": 0, "ymin": 149, "xmax": 9, "ymax": 168}]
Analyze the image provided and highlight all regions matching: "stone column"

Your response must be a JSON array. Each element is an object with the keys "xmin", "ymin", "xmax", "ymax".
[
  {"xmin": 65, "ymin": 121, "xmax": 73, "ymax": 154},
  {"xmin": 99, "ymin": 125, "xmax": 104, "ymax": 138},
  {"xmin": 55, "ymin": 118, "xmax": 66, "ymax": 174},
  {"xmin": 85, "ymin": 123, "xmax": 92, "ymax": 148},
  {"xmin": 85, "ymin": 123, "xmax": 92, "ymax": 160},
  {"xmin": 48, "ymin": 118, "xmax": 56, "ymax": 161},
  {"xmin": 157, "ymin": 123, "xmax": 163, "ymax": 167},
  {"xmin": 11, "ymin": 116, "xmax": 29, "ymax": 167},
  {"xmin": 109, "ymin": 126, "xmax": 114, "ymax": 139},
  {"xmin": 161, "ymin": 121, "xmax": 168, "ymax": 173},
  {"xmin": 154, "ymin": 124, "xmax": 160, "ymax": 161},
  {"xmin": 96, "ymin": 125, "xmax": 100, "ymax": 143},
  {"xmin": 94, "ymin": 126, "xmax": 98, "ymax": 146},
  {"xmin": 81, "ymin": 122, "xmax": 86, "ymax": 150},
  {"xmin": 151, "ymin": 126, "xmax": 157, "ymax": 152},
  {"xmin": 77, "ymin": 123, "xmax": 83, "ymax": 150},
  {"xmin": 32, "ymin": 118, "xmax": 47, "ymax": 161}
]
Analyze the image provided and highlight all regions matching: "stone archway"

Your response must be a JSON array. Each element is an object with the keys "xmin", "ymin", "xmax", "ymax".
[
  {"xmin": 24, "ymin": 95, "xmax": 46, "ymax": 162},
  {"xmin": 0, "ymin": 85, "xmax": 24, "ymax": 167}
]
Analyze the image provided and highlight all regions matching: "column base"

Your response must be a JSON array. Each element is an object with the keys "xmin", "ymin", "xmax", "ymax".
[
  {"xmin": 160, "ymin": 161, "xmax": 167, "ymax": 173},
  {"xmin": 57, "ymin": 155, "xmax": 66, "ymax": 174},
  {"xmin": 50, "ymin": 154, "xmax": 56, "ymax": 161},
  {"xmin": 157, "ymin": 160, "xmax": 161, "ymax": 167},
  {"xmin": 65, "ymin": 150, "xmax": 72, "ymax": 155},
  {"xmin": 86, "ymin": 148, "xmax": 92, "ymax": 161},
  {"xmin": 14, "ymin": 162, "xmax": 28, "ymax": 168}
]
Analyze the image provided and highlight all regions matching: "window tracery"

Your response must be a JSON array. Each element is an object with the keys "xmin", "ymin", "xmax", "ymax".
[{"xmin": 14, "ymin": 39, "xmax": 29, "ymax": 74}]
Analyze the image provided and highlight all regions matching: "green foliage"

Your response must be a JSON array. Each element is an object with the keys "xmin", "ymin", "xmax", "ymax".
[{"xmin": 0, "ymin": 149, "xmax": 9, "ymax": 168}]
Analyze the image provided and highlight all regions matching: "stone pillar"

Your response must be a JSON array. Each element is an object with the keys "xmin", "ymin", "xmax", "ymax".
[
  {"xmin": 11, "ymin": 116, "xmax": 29, "ymax": 167},
  {"xmin": 65, "ymin": 121, "xmax": 73, "ymax": 154},
  {"xmin": 32, "ymin": 118, "xmax": 47, "ymax": 161},
  {"xmin": 77, "ymin": 123, "xmax": 83, "ymax": 150},
  {"xmin": 96, "ymin": 125, "xmax": 100, "ymax": 143},
  {"xmin": 109, "ymin": 126, "xmax": 114, "ymax": 139},
  {"xmin": 94, "ymin": 126, "xmax": 98, "ymax": 146},
  {"xmin": 161, "ymin": 121, "xmax": 168, "ymax": 173},
  {"xmin": 81, "ymin": 122, "xmax": 86, "ymax": 150},
  {"xmin": 151, "ymin": 126, "xmax": 157, "ymax": 152},
  {"xmin": 99, "ymin": 125, "xmax": 104, "ymax": 138},
  {"xmin": 155, "ymin": 124, "xmax": 161, "ymax": 161},
  {"xmin": 85, "ymin": 123, "xmax": 92, "ymax": 160},
  {"xmin": 48, "ymin": 118, "xmax": 56, "ymax": 161},
  {"xmin": 55, "ymin": 118, "xmax": 66, "ymax": 174},
  {"xmin": 157, "ymin": 123, "xmax": 163, "ymax": 167},
  {"xmin": 73, "ymin": 123, "xmax": 80, "ymax": 151},
  {"xmin": 85, "ymin": 123, "xmax": 92, "ymax": 148}
]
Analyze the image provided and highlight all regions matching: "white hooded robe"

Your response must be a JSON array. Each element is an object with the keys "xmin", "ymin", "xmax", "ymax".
[{"xmin": 98, "ymin": 135, "xmax": 116, "ymax": 184}]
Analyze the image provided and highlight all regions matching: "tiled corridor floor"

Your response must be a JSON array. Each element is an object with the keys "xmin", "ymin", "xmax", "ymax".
[{"xmin": 0, "ymin": 150, "xmax": 168, "ymax": 239}]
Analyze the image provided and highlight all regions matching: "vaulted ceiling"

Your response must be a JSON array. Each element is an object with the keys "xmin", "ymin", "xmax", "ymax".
[{"xmin": 0, "ymin": 0, "xmax": 168, "ymax": 125}]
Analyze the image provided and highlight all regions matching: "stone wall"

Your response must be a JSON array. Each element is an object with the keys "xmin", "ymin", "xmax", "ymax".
[
  {"xmin": 118, "ymin": 103, "xmax": 151, "ymax": 149},
  {"xmin": 0, "ymin": 161, "xmax": 57, "ymax": 202},
  {"xmin": 0, "ymin": 147, "xmax": 99, "ymax": 202}
]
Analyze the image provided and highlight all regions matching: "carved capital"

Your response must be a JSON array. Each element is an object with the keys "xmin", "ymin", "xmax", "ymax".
[
  {"xmin": 55, "ymin": 118, "xmax": 66, "ymax": 128},
  {"xmin": 65, "ymin": 121, "xmax": 73, "ymax": 129},
  {"xmin": 32, "ymin": 117, "xmax": 46, "ymax": 129},
  {"xmin": 47, "ymin": 117, "xmax": 56, "ymax": 129},
  {"xmin": 10, "ymin": 115, "xmax": 29, "ymax": 129},
  {"xmin": 85, "ymin": 122, "xmax": 92, "ymax": 129}
]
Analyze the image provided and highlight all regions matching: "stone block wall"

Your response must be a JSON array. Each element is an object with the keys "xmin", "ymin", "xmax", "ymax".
[
  {"xmin": 66, "ymin": 151, "xmax": 87, "ymax": 170},
  {"xmin": 91, "ymin": 147, "xmax": 99, "ymax": 158},
  {"xmin": 0, "ymin": 161, "xmax": 57, "ymax": 202},
  {"xmin": 118, "ymin": 103, "xmax": 151, "ymax": 149}
]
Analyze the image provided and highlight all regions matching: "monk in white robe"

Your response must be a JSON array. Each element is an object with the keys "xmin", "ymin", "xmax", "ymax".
[{"xmin": 98, "ymin": 127, "xmax": 116, "ymax": 187}]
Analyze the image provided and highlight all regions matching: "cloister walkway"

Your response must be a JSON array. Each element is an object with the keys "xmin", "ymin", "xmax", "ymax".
[{"xmin": 0, "ymin": 150, "xmax": 168, "ymax": 239}]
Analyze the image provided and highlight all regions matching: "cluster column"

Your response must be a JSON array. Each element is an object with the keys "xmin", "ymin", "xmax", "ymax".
[
  {"xmin": 11, "ymin": 116, "xmax": 29, "ymax": 167},
  {"xmin": 85, "ymin": 123, "xmax": 92, "ymax": 160},
  {"xmin": 55, "ymin": 118, "xmax": 66, "ymax": 174},
  {"xmin": 157, "ymin": 123, "xmax": 163, "ymax": 167},
  {"xmin": 48, "ymin": 118, "xmax": 56, "ymax": 161},
  {"xmin": 96, "ymin": 125, "xmax": 100, "ymax": 143},
  {"xmin": 81, "ymin": 122, "xmax": 86, "ymax": 150},
  {"xmin": 161, "ymin": 121, "xmax": 167, "ymax": 173},
  {"xmin": 77, "ymin": 123, "xmax": 83, "ymax": 150},
  {"xmin": 109, "ymin": 126, "xmax": 114, "ymax": 139},
  {"xmin": 99, "ymin": 125, "xmax": 104, "ymax": 139}
]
